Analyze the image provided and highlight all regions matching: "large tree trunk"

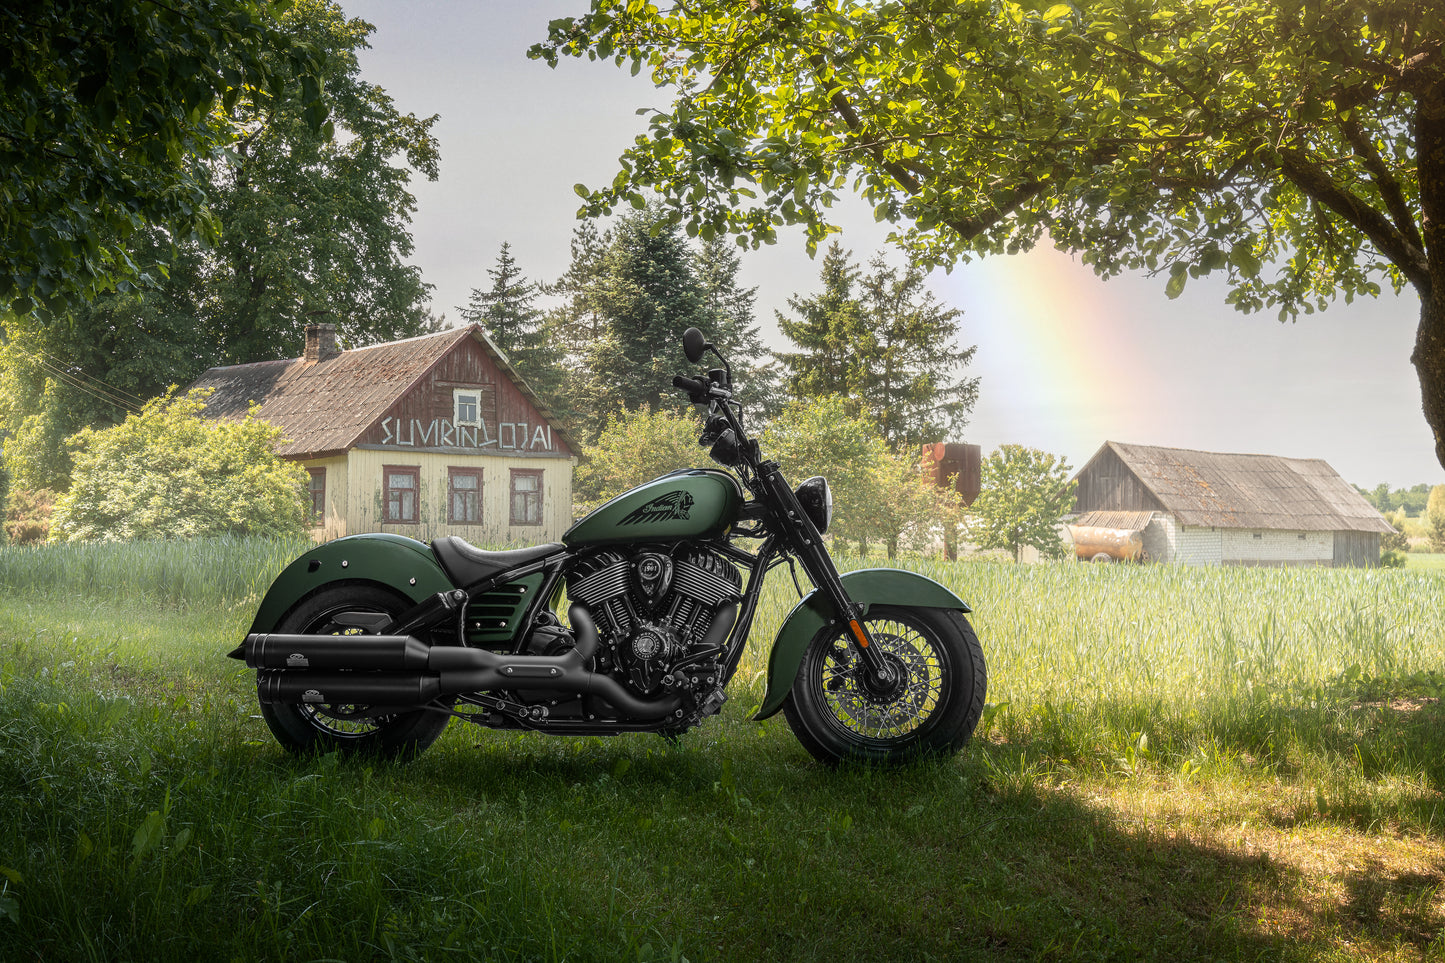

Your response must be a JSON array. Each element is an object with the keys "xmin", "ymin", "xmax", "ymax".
[{"xmin": 1415, "ymin": 83, "xmax": 1445, "ymax": 471}]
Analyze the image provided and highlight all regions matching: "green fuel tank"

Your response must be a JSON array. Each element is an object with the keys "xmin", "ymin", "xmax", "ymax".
[{"xmin": 565, "ymin": 470, "xmax": 744, "ymax": 546}]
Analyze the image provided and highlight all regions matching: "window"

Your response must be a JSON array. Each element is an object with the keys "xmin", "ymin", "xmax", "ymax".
[
  {"xmin": 384, "ymin": 466, "xmax": 420, "ymax": 524},
  {"xmin": 454, "ymin": 388, "xmax": 481, "ymax": 426},
  {"xmin": 510, "ymin": 469, "xmax": 544, "ymax": 526},
  {"xmin": 306, "ymin": 468, "xmax": 326, "ymax": 524},
  {"xmin": 448, "ymin": 468, "xmax": 483, "ymax": 525}
]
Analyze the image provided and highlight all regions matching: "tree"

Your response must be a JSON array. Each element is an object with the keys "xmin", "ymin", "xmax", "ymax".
[
  {"xmin": 692, "ymin": 235, "xmax": 783, "ymax": 418},
  {"xmin": 547, "ymin": 209, "xmax": 709, "ymax": 442},
  {"xmin": 776, "ymin": 244, "xmax": 871, "ymax": 405},
  {"xmin": 777, "ymin": 244, "xmax": 978, "ymax": 447},
  {"xmin": 969, "ymin": 445, "xmax": 1077, "ymax": 563},
  {"xmin": 855, "ymin": 253, "xmax": 978, "ymax": 447},
  {"xmin": 573, "ymin": 406, "xmax": 704, "ymax": 510},
  {"xmin": 1, "ymin": 0, "xmax": 326, "ymax": 315},
  {"xmin": 1, "ymin": 0, "xmax": 441, "ymax": 491},
  {"xmin": 1428, "ymin": 485, "xmax": 1445, "ymax": 553},
  {"xmin": 866, "ymin": 447, "xmax": 968, "ymax": 559},
  {"xmin": 763, "ymin": 395, "xmax": 884, "ymax": 555},
  {"xmin": 459, "ymin": 242, "xmax": 568, "ymax": 413},
  {"xmin": 532, "ymin": 1, "xmax": 1445, "ymax": 470},
  {"xmin": 50, "ymin": 389, "xmax": 310, "ymax": 542}
]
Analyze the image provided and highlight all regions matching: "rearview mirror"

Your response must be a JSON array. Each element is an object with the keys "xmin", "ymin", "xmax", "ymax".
[{"xmin": 682, "ymin": 327, "xmax": 709, "ymax": 364}]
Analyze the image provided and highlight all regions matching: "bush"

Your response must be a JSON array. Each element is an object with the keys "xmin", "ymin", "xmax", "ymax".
[
  {"xmin": 573, "ymin": 406, "xmax": 704, "ymax": 511},
  {"xmin": 49, "ymin": 388, "xmax": 310, "ymax": 542},
  {"xmin": 5, "ymin": 488, "xmax": 57, "ymax": 544}
]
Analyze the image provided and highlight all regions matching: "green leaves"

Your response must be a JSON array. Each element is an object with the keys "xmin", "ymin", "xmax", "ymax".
[
  {"xmin": 49, "ymin": 388, "xmax": 312, "ymax": 542},
  {"xmin": 970, "ymin": 445, "xmax": 1077, "ymax": 562},
  {"xmin": 1, "ymin": 0, "xmax": 329, "ymax": 317}
]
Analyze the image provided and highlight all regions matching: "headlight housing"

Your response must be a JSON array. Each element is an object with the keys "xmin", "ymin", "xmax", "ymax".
[{"xmin": 794, "ymin": 476, "xmax": 833, "ymax": 535}]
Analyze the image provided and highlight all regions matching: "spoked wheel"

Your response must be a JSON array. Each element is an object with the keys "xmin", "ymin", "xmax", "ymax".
[
  {"xmin": 783, "ymin": 605, "xmax": 986, "ymax": 766},
  {"xmin": 258, "ymin": 584, "xmax": 451, "ymax": 760}
]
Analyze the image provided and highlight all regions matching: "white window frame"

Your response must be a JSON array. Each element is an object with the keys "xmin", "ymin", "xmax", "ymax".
[{"xmin": 453, "ymin": 387, "xmax": 482, "ymax": 427}]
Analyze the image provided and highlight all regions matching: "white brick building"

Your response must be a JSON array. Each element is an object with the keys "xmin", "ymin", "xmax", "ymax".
[{"xmin": 1071, "ymin": 441, "xmax": 1393, "ymax": 567}]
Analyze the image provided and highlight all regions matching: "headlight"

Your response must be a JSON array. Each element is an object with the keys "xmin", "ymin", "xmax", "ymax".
[{"xmin": 794, "ymin": 476, "xmax": 832, "ymax": 535}]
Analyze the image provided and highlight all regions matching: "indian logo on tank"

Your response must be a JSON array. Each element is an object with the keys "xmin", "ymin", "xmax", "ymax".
[{"xmin": 620, "ymin": 491, "xmax": 694, "ymax": 525}]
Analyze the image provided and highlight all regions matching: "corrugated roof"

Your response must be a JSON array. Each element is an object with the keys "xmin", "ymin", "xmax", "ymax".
[
  {"xmin": 189, "ymin": 325, "xmax": 574, "ymax": 459},
  {"xmin": 1090, "ymin": 441, "xmax": 1393, "ymax": 534},
  {"xmin": 1074, "ymin": 510, "xmax": 1157, "ymax": 531}
]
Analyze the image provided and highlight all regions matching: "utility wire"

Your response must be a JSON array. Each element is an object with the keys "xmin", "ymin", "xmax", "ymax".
[{"xmin": 35, "ymin": 358, "xmax": 143, "ymax": 412}]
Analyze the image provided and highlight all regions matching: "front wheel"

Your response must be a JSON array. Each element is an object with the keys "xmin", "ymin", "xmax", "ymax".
[
  {"xmin": 258, "ymin": 583, "xmax": 452, "ymax": 760},
  {"xmin": 782, "ymin": 606, "xmax": 986, "ymax": 766}
]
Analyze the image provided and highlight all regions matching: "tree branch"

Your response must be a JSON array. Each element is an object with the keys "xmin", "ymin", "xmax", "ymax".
[
  {"xmin": 1339, "ymin": 116, "xmax": 1424, "ymax": 251},
  {"xmin": 1277, "ymin": 145, "xmax": 1430, "ymax": 292}
]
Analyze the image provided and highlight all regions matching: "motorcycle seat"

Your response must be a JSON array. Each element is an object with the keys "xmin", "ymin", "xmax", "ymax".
[{"xmin": 431, "ymin": 536, "xmax": 565, "ymax": 587}]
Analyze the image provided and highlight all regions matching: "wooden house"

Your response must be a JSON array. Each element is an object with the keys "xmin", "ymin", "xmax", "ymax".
[
  {"xmin": 190, "ymin": 324, "xmax": 576, "ymax": 543},
  {"xmin": 1071, "ymin": 441, "xmax": 1393, "ymax": 567}
]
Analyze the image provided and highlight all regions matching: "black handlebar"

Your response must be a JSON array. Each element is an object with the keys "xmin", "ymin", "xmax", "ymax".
[{"xmin": 672, "ymin": 375, "xmax": 707, "ymax": 395}]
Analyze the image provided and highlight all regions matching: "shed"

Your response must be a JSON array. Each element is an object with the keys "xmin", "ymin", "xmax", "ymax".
[
  {"xmin": 190, "ymin": 323, "xmax": 576, "ymax": 543},
  {"xmin": 1071, "ymin": 441, "xmax": 1393, "ymax": 567}
]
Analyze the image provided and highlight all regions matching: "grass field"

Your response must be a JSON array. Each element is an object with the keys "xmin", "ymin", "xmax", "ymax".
[{"xmin": 3, "ymin": 539, "xmax": 1445, "ymax": 960}]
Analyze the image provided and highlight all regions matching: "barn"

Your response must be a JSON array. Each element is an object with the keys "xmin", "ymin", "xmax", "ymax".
[
  {"xmin": 190, "ymin": 323, "xmax": 576, "ymax": 543},
  {"xmin": 1071, "ymin": 441, "xmax": 1393, "ymax": 567}
]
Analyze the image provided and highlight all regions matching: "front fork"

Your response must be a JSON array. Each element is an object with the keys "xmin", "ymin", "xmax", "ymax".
[{"xmin": 758, "ymin": 465, "xmax": 896, "ymax": 686}]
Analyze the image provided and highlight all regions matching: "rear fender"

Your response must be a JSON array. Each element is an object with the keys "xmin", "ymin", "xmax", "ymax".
[
  {"xmin": 248, "ymin": 533, "xmax": 455, "ymax": 633},
  {"xmin": 755, "ymin": 568, "xmax": 971, "ymax": 721}
]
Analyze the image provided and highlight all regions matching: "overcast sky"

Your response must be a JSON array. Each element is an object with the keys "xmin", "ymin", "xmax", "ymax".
[{"xmin": 338, "ymin": 0, "xmax": 1441, "ymax": 489}]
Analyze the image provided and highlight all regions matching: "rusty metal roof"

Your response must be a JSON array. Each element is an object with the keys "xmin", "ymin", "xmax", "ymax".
[
  {"xmin": 1074, "ymin": 510, "xmax": 1158, "ymax": 531},
  {"xmin": 1088, "ymin": 441, "xmax": 1393, "ymax": 534},
  {"xmin": 189, "ymin": 325, "xmax": 574, "ymax": 459}
]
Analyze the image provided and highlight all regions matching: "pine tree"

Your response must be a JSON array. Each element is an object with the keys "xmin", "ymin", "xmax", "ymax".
[
  {"xmin": 458, "ymin": 243, "xmax": 566, "ymax": 413},
  {"xmin": 777, "ymin": 244, "xmax": 978, "ymax": 448},
  {"xmin": 692, "ymin": 235, "xmax": 782, "ymax": 419},
  {"xmin": 775, "ymin": 243, "xmax": 867, "ymax": 405},
  {"xmin": 857, "ymin": 255, "xmax": 979, "ymax": 448},
  {"xmin": 549, "ymin": 209, "xmax": 708, "ymax": 442}
]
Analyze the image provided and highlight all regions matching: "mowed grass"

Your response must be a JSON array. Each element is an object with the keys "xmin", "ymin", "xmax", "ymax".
[{"xmin": 3, "ymin": 540, "xmax": 1445, "ymax": 960}]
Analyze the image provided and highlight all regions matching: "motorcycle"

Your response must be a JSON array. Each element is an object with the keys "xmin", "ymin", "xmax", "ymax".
[{"xmin": 230, "ymin": 327, "xmax": 987, "ymax": 766}]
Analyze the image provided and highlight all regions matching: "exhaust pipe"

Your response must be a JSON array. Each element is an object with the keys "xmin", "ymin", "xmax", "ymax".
[{"xmin": 239, "ymin": 604, "xmax": 683, "ymax": 720}]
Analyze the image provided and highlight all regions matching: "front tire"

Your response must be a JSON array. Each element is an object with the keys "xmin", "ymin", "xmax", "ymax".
[
  {"xmin": 782, "ymin": 606, "xmax": 986, "ymax": 766},
  {"xmin": 258, "ymin": 583, "xmax": 451, "ymax": 760}
]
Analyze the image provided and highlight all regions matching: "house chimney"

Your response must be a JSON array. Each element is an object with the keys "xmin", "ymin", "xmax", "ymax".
[{"xmin": 304, "ymin": 323, "xmax": 340, "ymax": 362}]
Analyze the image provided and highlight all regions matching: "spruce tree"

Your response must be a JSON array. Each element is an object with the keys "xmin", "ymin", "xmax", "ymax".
[
  {"xmin": 777, "ymin": 243, "xmax": 978, "ymax": 448},
  {"xmin": 458, "ymin": 243, "xmax": 566, "ymax": 413},
  {"xmin": 692, "ymin": 235, "xmax": 783, "ymax": 419}
]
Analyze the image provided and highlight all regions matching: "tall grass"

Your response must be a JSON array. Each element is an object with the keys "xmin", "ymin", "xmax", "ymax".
[
  {"xmin": 0, "ymin": 535, "xmax": 314, "ymax": 609},
  {"xmin": 4, "ymin": 541, "xmax": 1445, "ymax": 959}
]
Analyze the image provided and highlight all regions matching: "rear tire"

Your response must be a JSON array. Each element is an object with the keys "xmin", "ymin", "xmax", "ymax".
[
  {"xmin": 258, "ymin": 583, "xmax": 451, "ymax": 760},
  {"xmin": 782, "ymin": 606, "xmax": 986, "ymax": 766}
]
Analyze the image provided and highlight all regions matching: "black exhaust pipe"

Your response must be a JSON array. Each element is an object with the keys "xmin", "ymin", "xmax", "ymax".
[
  {"xmin": 235, "ymin": 633, "xmax": 431, "ymax": 671},
  {"xmin": 242, "ymin": 604, "xmax": 684, "ymax": 720},
  {"xmin": 258, "ymin": 671, "xmax": 442, "ymax": 706}
]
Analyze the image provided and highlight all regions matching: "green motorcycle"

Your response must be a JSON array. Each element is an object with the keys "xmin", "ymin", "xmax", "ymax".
[{"xmin": 231, "ymin": 328, "xmax": 986, "ymax": 765}]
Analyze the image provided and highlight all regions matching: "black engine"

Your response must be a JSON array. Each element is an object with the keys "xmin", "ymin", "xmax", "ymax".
[{"xmin": 563, "ymin": 545, "xmax": 742, "ymax": 696}]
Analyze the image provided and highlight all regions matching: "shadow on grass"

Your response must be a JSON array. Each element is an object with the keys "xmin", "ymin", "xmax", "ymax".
[{"xmin": 3, "ymin": 673, "xmax": 1440, "ymax": 961}]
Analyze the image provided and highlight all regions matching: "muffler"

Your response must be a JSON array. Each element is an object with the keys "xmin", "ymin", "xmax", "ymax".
[{"xmin": 236, "ymin": 604, "xmax": 683, "ymax": 720}]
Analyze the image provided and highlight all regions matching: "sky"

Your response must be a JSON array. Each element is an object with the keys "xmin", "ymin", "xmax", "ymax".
[{"xmin": 338, "ymin": 0, "xmax": 1441, "ymax": 489}]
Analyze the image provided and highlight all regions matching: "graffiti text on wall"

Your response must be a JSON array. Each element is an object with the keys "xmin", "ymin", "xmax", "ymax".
[{"xmin": 379, "ymin": 417, "xmax": 554, "ymax": 452}]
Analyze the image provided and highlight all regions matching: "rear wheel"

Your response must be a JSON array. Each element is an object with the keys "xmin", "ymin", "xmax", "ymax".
[
  {"xmin": 258, "ymin": 583, "xmax": 451, "ymax": 760},
  {"xmin": 783, "ymin": 606, "xmax": 986, "ymax": 766}
]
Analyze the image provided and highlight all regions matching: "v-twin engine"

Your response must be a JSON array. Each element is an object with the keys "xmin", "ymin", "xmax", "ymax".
[{"xmin": 564, "ymin": 546, "xmax": 742, "ymax": 695}]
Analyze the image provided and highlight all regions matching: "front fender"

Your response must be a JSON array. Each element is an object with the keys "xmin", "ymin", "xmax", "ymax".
[
  {"xmin": 755, "ymin": 568, "xmax": 971, "ymax": 721},
  {"xmin": 248, "ymin": 533, "xmax": 456, "ymax": 633}
]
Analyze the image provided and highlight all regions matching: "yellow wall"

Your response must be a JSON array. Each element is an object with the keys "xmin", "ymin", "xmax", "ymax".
[{"xmin": 303, "ymin": 449, "xmax": 574, "ymax": 545}]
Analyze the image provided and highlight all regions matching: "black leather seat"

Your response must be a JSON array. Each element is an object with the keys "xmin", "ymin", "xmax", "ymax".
[{"xmin": 431, "ymin": 536, "xmax": 565, "ymax": 587}]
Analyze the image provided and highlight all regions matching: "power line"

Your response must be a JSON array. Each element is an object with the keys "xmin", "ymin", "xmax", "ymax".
[{"xmin": 35, "ymin": 358, "xmax": 143, "ymax": 413}]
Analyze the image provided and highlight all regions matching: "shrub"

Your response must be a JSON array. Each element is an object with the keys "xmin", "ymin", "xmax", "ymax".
[
  {"xmin": 5, "ymin": 488, "xmax": 57, "ymax": 544},
  {"xmin": 50, "ymin": 388, "xmax": 310, "ymax": 542}
]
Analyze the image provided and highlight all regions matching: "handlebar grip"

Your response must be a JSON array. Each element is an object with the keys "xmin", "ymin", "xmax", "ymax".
[{"xmin": 672, "ymin": 375, "xmax": 707, "ymax": 395}]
